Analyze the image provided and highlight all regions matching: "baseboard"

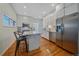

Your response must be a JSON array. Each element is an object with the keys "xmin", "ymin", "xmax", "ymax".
[
  {"xmin": 29, "ymin": 47, "xmax": 40, "ymax": 52},
  {"xmin": 42, "ymin": 36, "xmax": 56, "ymax": 44},
  {"xmin": 0, "ymin": 40, "xmax": 15, "ymax": 56},
  {"xmin": 41, "ymin": 36, "xmax": 49, "ymax": 40}
]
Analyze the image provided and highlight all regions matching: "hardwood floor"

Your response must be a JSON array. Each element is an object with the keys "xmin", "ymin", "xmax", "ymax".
[{"xmin": 3, "ymin": 37, "xmax": 73, "ymax": 56}]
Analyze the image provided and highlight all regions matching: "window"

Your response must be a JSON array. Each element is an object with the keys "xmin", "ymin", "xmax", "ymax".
[
  {"xmin": 10, "ymin": 19, "xmax": 13, "ymax": 27},
  {"xmin": 13, "ymin": 21, "xmax": 16, "ymax": 27},
  {"xmin": 3, "ymin": 15, "xmax": 16, "ymax": 27},
  {"xmin": 3, "ymin": 15, "xmax": 10, "ymax": 26}
]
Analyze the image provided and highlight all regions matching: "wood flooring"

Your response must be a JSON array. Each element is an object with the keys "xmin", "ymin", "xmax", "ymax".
[{"xmin": 3, "ymin": 37, "xmax": 73, "ymax": 56}]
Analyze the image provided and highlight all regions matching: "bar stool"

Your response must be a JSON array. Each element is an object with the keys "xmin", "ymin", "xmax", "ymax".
[{"xmin": 14, "ymin": 32, "xmax": 28, "ymax": 56}]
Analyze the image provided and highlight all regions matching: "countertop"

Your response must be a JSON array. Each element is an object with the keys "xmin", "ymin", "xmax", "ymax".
[{"xmin": 22, "ymin": 31, "xmax": 41, "ymax": 36}]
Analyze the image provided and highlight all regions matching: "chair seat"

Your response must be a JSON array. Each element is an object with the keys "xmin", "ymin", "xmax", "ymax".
[{"xmin": 19, "ymin": 35, "xmax": 26, "ymax": 40}]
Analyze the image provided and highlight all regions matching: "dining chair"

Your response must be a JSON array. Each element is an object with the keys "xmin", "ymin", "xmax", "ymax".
[{"xmin": 14, "ymin": 32, "xmax": 28, "ymax": 56}]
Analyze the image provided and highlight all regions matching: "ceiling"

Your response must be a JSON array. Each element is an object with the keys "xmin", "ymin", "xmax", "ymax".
[{"xmin": 11, "ymin": 3, "xmax": 57, "ymax": 19}]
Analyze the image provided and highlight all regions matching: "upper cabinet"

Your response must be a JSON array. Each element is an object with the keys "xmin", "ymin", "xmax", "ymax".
[
  {"xmin": 64, "ymin": 3, "xmax": 73, "ymax": 8},
  {"xmin": 43, "ymin": 12, "xmax": 56, "ymax": 32},
  {"xmin": 56, "ymin": 4, "xmax": 65, "ymax": 11},
  {"xmin": 65, "ymin": 4, "xmax": 79, "ymax": 16},
  {"xmin": 56, "ymin": 4, "xmax": 65, "ymax": 19},
  {"xmin": 48, "ymin": 13, "xmax": 56, "ymax": 32},
  {"xmin": 56, "ymin": 3, "xmax": 79, "ymax": 19},
  {"xmin": 56, "ymin": 8, "xmax": 64, "ymax": 19},
  {"xmin": 43, "ymin": 16, "xmax": 50, "ymax": 30}
]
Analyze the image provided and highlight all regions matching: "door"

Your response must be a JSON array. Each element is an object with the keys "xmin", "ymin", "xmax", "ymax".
[
  {"xmin": 56, "ymin": 18, "xmax": 63, "ymax": 47},
  {"xmin": 63, "ymin": 14, "xmax": 78, "ymax": 54}
]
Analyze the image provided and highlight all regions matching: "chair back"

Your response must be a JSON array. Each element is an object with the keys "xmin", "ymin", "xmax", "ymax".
[{"xmin": 14, "ymin": 32, "xmax": 20, "ymax": 40}]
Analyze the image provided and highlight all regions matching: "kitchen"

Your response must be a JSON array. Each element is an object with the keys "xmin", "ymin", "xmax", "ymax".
[{"xmin": 0, "ymin": 3, "xmax": 79, "ymax": 56}]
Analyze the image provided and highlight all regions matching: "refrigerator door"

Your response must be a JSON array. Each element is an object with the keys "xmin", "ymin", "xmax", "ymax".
[
  {"xmin": 56, "ymin": 18, "xmax": 63, "ymax": 47},
  {"xmin": 63, "ymin": 14, "xmax": 78, "ymax": 54}
]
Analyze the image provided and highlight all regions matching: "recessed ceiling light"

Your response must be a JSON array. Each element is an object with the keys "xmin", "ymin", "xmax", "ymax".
[
  {"xmin": 35, "ymin": 16, "xmax": 41, "ymax": 19},
  {"xmin": 38, "ymin": 16, "xmax": 41, "ymax": 18},
  {"xmin": 23, "ymin": 17, "xmax": 27, "ymax": 19},
  {"xmin": 24, "ymin": 12, "xmax": 26, "ymax": 14},
  {"xmin": 35, "ymin": 17, "xmax": 38, "ymax": 18},
  {"xmin": 43, "ymin": 11, "xmax": 46, "ymax": 14},
  {"xmin": 34, "ymin": 17, "xmax": 38, "ymax": 18},
  {"xmin": 51, "ymin": 4, "xmax": 55, "ymax": 7},
  {"xmin": 24, "ymin": 6, "xmax": 26, "ymax": 8},
  {"xmin": 38, "ymin": 16, "xmax": 42, "ymax": 18}
]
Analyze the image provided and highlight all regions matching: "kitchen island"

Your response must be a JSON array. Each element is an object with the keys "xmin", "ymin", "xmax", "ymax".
[{"xmin": 25, "ymin": 32, "xmax": 41, "ymax": 52}]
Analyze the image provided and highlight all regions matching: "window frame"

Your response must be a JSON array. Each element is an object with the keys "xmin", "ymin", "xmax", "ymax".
[{"xmin": 2, "ymin": 15, "xmax": 16, "ymax": 28}]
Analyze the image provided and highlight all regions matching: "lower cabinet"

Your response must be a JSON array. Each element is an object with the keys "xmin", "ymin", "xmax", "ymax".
[
  {"xmin": 41, "ymin": 30, "xmax": 49, "ymax": 40},
  {"xmin": 49, "ymin": 32, "xmax": 56, "ymax": 43}
]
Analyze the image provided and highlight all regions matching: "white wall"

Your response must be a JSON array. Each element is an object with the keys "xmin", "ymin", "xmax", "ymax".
[
  {"xmin": 17, "ymin": 15, "xmax": 43, "ymax": 33},
  {"xmin": 0, "ymin": 3, "xmax": 17, "ymax": 55}
]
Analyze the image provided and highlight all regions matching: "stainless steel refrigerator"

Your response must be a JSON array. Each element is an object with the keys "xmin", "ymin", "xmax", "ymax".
[{"xmin": 56, "ymin": 13, "xmax": 79, "ymax": 55}]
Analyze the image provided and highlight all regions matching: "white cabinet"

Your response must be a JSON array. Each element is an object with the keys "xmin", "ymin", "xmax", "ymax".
[
  {"xmin": 56, "ymin": 8, "xmax": 64, "ymax": 19},
  {"xmin": 49, "ymin": 13, "xmax": 56, "ymax": 32},
  {"xmin": 43, "ymin": 17, "xmax": 49, "ymax": 29},
  {"xmin": 42, "ymin": 12, "xmax": 56, "ymax": 40},
  {"xmin": 65, "ymin": 3, "xmax": 76, "ymax": 8},
  {"xmin": 43, "ymin": 17, "xmax": 46, "ymax": 28},
  {"xmin": 56, "ymin": 3, "xmax": 79, "ymax": 18},
  {"xmin": 27, "ymin": 34, "xmax": 40, "ymax": 51},
  {"xmin": 65, "ymin": 4, "xmax": 79, "ymax": 16},
  {"xmin": 42, "ymin": 30, "xmax": 49, "ymax": 40},
  {"xmin": 44, "ymin": 31, "xmax": 49, "ymax": 40},
  {"xmin": 42, "ymin": 16, "xmax": 49, "ymax": 40},
  {"xmin": 56, "ymin": 4, "xmax": 65, "ymax": 19},
  {"xmin": 56, "ymin": 4, "xmax": 64, "ymax": 11}
]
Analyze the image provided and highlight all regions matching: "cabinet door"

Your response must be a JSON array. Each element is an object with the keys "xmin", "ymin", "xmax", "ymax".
[
  {"xmin": 56, "ymin": 8, "xmax": 64, "ymax": 19},
  {"xmin": 56, "ymin": 4, "xmax": 65, "ymax": 19},
  {"xmin": 65, "ymin": 3, "xmax": 74, "ymax": 8},
  {"xmin": 65, "ymin": 4, "xmax": 78, "ymax": 16},
  {"xmin": 63, "ymin": 15, "xmax": 78, "ymax": 54},
  {"xmin": 49, "ymin": 32, "xmax": 56, "ymax": 43},
  {"xmin": 50, "ymin": 15, "xmax": 56, "ymax": 32},
  {"xmin": 43, "ymin": 18, "xmax": 46, "ymax": 28},
  {"xmin": 56, "ymin": 4, "xmax": 64, "ymax": 11},
  {"xmin": 42, "ymin": 30, "xmax": 49, "ymax": 40}
]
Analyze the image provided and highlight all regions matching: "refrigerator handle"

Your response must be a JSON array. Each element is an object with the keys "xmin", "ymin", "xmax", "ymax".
[
  {"xmin": 61, "ymin": 24, "xmax": 64, "ymax": 33},
  {"xmin": 56, "ymin": 26, "xmax": 58, "ymax": 32}
]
